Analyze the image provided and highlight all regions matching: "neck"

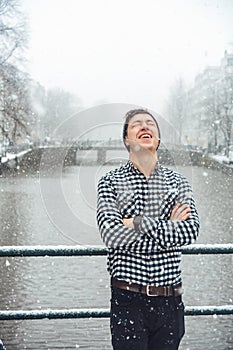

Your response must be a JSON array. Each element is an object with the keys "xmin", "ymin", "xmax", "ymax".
[{"xmin": 129, "ymin": 150, "xmax": 158, "ymax": 177}]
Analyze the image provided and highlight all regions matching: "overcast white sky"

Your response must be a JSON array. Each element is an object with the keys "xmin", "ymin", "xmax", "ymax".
[{"xmin": 22, "ymin": 0, "xmax": 233, "ymax": 114}]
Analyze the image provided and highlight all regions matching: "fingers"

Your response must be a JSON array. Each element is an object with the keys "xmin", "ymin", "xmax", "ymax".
[
  {"xmin": 170, "ymin": 202, "xmax": 191, "ymax": 221},
  {"xmin": 123, "ymin": 218, "xmax": 134, "ymax": 229}
]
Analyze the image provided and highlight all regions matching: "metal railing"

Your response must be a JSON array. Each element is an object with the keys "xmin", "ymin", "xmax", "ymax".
[{"xmin": 0, "ymin": 244, "xmax": 233, "ymax": 320}]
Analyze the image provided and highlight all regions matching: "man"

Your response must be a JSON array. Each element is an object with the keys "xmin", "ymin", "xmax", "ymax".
[{"xmin": 97, "ymin": 108, "xmax": 199, "ymax": 350}]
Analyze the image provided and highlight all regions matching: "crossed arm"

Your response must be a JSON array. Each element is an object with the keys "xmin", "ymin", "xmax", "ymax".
[
  {"xmin": 123, "ymin": 202, "xmax": 191, "ymax": 229},
  {"xmin": 97, "ymin": 174, "xmax": 199, "ymax": 250}
]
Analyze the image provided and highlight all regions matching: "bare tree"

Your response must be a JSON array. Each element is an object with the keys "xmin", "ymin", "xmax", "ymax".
[
  {"xmin": 42, "ymin": 88, "xmax": 82, "ymax": 141},
  {"xmin": 217, "ymin": 77, "xmax": 233, "ymax": 157},
  {"xmin": 197, "ymin": 84, "xmax": 220, "ymax": 154},
  {"xmin": 0, "ymin": 63, "xmax": 32, "ymax": 143},
  {"xmin": 0, "ymin": 0, "xmax": 31, "ymax": 147},
  {"xmin": 165, "ymin": 77, "xmax": 187, "ymax": 144},
  {"xmin": 0, "ymin": 0, "xmax": 27, "ymax": 66}
]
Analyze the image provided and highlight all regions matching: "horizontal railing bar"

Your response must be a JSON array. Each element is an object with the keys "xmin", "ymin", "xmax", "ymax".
[
  {"xmin": 0, "ymin": 244, "xmax": 233, "ymax": 257},
  {"xmin": 184, "ymin": 305, "xmax": 233, "ymax": 316},
  {"xmin": 182, "ymin": 243, "xmax": 233, "ymax": 254},
  {"xmin": 0, "ymin": 245, "xmax": 107, "ymax": 257},
  {"xmin": 0, "ymin": 306, "xmax": 232, "ymax": 320}
]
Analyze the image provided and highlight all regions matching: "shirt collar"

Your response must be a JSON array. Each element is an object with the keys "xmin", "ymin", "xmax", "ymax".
[{"xmin": 127, "ymin": 160, "xmax": 161, "ymax": 177}]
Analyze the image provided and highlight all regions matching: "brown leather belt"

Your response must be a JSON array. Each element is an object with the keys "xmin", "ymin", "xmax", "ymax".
[{"xmin": 111, "ymin": 277, "xmax": 183, "ymax": 297}]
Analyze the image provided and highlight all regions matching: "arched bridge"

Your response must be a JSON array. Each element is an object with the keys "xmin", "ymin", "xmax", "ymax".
[
  {"xmin": 10, "ymin": 145, "xmax": 203, "ymax": 172},
  {"xmin": 3, "ymin": 144, "xmax": 231, "ymax": 175}
]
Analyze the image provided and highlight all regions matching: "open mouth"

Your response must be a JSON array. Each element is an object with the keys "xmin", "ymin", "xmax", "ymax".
[{"xmin": 138, "ymin": 133, "xmax": 152, "ymax": 139}]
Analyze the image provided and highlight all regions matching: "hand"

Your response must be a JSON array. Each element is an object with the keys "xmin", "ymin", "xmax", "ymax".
[
  {"xmin": 170, "ymin": 202, "xmax": 191, "ymax": 221},
  {"xmin": 123, "ymin": 218, "xmax": 134, "ymax": 229}
]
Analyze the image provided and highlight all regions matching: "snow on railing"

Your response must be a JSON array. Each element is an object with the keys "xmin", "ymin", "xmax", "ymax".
[
  {"xmin": 0, "ymin": 244, "xmax": 232, "ymax": 320},
  {"xmin": 0, "ymin": 306, "xmax": 232, "ymax": 320},
  {"xmin": 0, "ymin": 244, "xmax": 233, "ymax": 257}
]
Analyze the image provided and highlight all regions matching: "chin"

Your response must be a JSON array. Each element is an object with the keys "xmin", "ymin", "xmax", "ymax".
[{"xmin": 139, "ymin": 144, "xmax": 156, "ymax": 153}]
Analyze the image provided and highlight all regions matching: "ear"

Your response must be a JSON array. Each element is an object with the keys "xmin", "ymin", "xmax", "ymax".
[{"xmin": 124, "ymin": 136, "xmax": 129, "ymax": 146}]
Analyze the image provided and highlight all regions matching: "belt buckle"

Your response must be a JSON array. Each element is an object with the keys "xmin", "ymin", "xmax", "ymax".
[
  {"xmin": 146, "ymin": 285, "xmax": 171, "ymax": 297},
  {"xmin": 146, "ymin": 285, "xmax": 158, "ymax": 297}
]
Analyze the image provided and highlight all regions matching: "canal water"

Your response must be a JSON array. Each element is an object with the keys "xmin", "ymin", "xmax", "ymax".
[{"xmin": 0, "ymin": 163, "xmax": 232, "ymax": 349}]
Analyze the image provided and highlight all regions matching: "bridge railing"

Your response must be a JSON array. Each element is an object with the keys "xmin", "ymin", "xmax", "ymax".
[{"xmin": 0, "ymin": 244, "xmax": 232, "ymax": 320}]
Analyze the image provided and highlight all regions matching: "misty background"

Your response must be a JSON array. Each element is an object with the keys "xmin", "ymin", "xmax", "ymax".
[{"xmin": 1, "ymin": 0, "xmax": 233, "ymax": 154}]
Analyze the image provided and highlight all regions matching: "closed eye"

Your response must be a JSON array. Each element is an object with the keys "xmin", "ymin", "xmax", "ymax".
[{"xmin": 147, "ymin": 121, "xmax": 156, "ymax": 126}]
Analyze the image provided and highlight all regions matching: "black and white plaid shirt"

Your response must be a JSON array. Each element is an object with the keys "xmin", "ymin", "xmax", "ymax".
[{"xmin": 97, "ymin": 160, "xmax": 199, "ymax": 287}]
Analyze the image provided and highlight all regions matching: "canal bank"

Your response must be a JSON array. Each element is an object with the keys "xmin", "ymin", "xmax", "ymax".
[{"xmin": 1, "ymin": 146, "xmax": 233, "ymax": 176}]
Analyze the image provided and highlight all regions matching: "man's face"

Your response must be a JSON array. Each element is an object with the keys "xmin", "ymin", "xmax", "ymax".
[{"xmin": 125, "ymin": 113, "xmax": 160, "ymax": 154}]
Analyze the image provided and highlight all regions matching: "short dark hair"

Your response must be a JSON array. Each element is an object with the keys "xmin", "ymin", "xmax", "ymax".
[{"xmin": 122, "ymin": 108, "xmax": 161, "ymax": 151}]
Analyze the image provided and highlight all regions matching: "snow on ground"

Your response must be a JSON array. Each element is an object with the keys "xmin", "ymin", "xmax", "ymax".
[
  {"xmin": 210, "ymin": 154, "xmax": 233, "ymax": 167},
  {"xmin": 1, "ymin": 149, "xmax": 31, "ymax": 163}
]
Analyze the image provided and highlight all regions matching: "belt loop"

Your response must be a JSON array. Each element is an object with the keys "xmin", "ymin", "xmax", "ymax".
[
  {"xmin": 138, "ymin": 284, "xmax": 143, "ymax": 293},
  {"xmin": 164, "ymin": 286, "xmax": 169, "ymax": 297}
]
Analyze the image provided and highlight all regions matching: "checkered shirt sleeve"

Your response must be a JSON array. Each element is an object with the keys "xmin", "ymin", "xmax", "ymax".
[
  {"xmin": 140, "ymin": 174, "xmax": 200, "ymax": 249},
  {"xmin": 97, "ymin": 172, "xmax": 144, "ymax": 250}
]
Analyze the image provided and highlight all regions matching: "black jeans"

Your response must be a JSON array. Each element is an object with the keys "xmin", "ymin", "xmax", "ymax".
[{"xmin": 110, "ymin": 287, "xmax": 185, "ymax": 350}]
